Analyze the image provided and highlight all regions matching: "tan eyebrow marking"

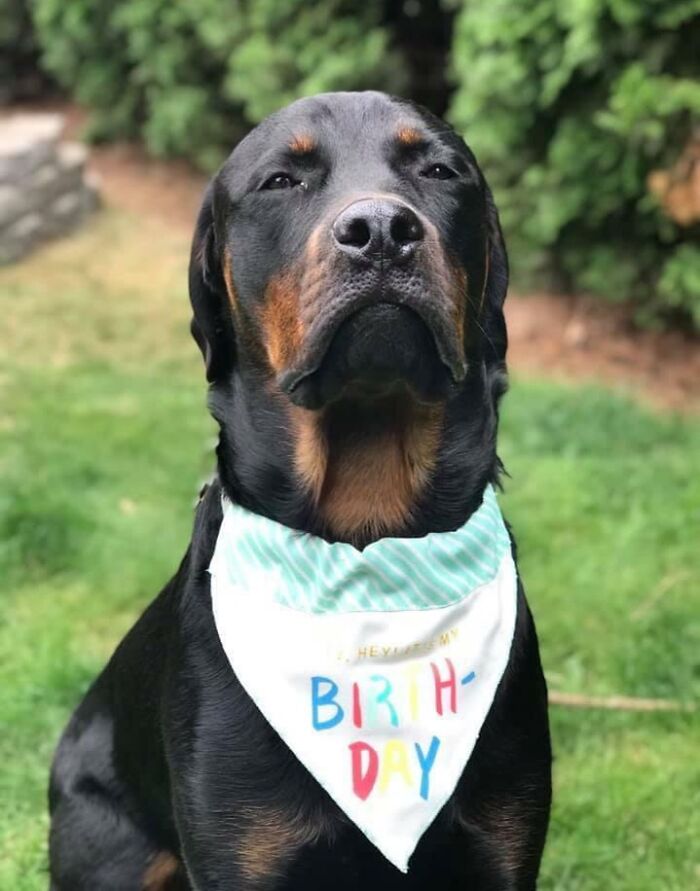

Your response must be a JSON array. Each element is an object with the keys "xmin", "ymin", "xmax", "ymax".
[
  {"xmin": 289, "ymin": 133, "xmax": 316, "ymax": 154},
  {"xmin": 396, "ymin": 126, "xmax": 425, "ymax": 146}
]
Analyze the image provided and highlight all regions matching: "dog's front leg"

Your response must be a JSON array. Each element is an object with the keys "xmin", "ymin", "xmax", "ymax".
[{"xmin": 165, "ymin": 672, "xmax": 334, "ymax": 891}]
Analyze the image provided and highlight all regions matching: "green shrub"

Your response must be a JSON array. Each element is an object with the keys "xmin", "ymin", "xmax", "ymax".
[
  {"xmin": 449, "ymin": 0, "xmax": 700, "ymax": 328},
  {"xmin": 15, "ymin": 0, "xmax": 700, "ymax": 327},
  {"xmin": 32, "ymin": 0, "xmax": 406, "ymax": 170}
]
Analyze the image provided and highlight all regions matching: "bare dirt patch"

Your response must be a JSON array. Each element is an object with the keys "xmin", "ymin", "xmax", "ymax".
[
  {"xmin": 85, "ymin": 142, "xmax": 206, "ymax": 233},
  {"xmin": 506, "ymin": 293, "xmax": 699, "ymax": 413}
]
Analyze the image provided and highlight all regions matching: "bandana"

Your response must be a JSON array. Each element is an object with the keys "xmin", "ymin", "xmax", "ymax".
[{"xmin": 209, "ymin": 485, "xmax": 517, "ymax": 873}]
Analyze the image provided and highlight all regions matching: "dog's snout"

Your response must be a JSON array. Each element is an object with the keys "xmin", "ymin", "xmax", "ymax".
[{"xmin": 332, "ymin": 199, "xmax": 424, "ymax": 266}]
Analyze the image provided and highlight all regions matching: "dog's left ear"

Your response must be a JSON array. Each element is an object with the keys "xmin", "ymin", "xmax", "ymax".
[
  {"xmin": 189, "ymin": 183, "xmax": 236, "ymax": 382},
  {"xmin": 479, "ymin": 186, "xmax": 509, "ymax": 369}
]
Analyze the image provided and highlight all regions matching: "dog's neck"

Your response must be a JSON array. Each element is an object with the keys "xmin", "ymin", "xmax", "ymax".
[{"xmin": 211, "ymin": 363, "xmax": 501, "ymax": 547}]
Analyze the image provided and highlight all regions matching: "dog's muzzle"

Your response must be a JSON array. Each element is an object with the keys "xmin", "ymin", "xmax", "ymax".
[{"xmin": 277, "ymin": 197, "xmax": 467, "ymax": 408}]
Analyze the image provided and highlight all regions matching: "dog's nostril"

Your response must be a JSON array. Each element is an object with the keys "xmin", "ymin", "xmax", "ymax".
[
  {"xmin": 333, "ymin": 215, "xmax": 372, "ymax": 249},
  {"xmin": 390, "ymin": 210, "xmax": 424, "ymax": 246}
]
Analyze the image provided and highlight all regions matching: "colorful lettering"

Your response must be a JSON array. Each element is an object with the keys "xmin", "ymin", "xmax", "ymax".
[
  {"xmin": 313, "ymin": 649, "xmax": 481, "ymax": 804},
  {"xmin": 370, "ymin": 674, "xmax": 399, "ymax": 727},
  {"xmin": 350, "ymin": 741, "xmax": 379, "ymax": 800},
  {"xmin": 352, "ymin": 681, "xmax": 362, "ymax": 728},
  {"xmin": 311, "ymin": 676, "xmax": 344, "ymax": 730},
  {"xmin": 414, "ymin": 736, "xmax": 441, "ymax": 800},
  {"xmin": 431, "ymin": 657, "xmax": 457, "ymax": 715},
  {"xmin": 378, "ymin": 740, "xmax": 413, "ymax": 792}
]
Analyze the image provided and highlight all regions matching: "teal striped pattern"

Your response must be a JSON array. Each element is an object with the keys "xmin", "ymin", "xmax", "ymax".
[{"xmin": 212, "ymin": 485, "xmax": 511, "ymax": 613}]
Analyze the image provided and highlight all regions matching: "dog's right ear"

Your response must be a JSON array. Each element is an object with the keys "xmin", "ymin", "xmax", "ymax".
[{"xmin": 189, "ymin": 183, "xmax": 236, "ymax": 382}]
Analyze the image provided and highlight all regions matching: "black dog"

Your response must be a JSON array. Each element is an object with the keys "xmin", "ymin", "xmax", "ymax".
[{"xmin": 48, "ymin": 92, "xmax": 551, "ymax": 890}]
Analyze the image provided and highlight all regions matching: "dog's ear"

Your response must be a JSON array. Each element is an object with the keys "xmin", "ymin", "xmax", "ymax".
[
  {"xmin": 189, "ymin": 183, "xmax": 236, "ymax": 382},
  {"xmin": 480, "ymin": 186, "xmax": 509, "ymax": 368}
]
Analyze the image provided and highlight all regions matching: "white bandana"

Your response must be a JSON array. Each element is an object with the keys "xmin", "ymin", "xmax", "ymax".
[{"xmin": 209, "ymin": 486, "xmax": 517, "ymax": 872}]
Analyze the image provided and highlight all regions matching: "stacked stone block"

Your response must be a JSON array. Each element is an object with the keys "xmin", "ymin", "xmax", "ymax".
[{"xmin": 0, "ymin": 113, "xmax": 99, "ymax": 264}]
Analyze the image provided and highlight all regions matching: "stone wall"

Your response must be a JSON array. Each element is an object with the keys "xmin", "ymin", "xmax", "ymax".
[{"xmin": 0, "ymin": 113, "xmax": 99, "ymax": 264}]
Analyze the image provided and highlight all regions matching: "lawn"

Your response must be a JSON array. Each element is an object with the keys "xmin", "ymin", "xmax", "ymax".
[{"xmin": 1, "ymin": 210, "xmax": 698, "ymax": 890}]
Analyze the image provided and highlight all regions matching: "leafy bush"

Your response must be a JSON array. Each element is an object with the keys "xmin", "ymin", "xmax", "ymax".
[
  {"xmin": 449, "ymin": 0, "xmax": 700, "ymax": 327},
  {"xmin": 32, "ymin": 0, "xmax": 406, "ymax": 170},
  {"xmin": 12, "ymin": 0, "xmax": 700, "ymax": 326}
]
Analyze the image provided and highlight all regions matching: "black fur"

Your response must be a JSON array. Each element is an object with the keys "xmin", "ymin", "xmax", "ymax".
[{"xmin": 48, "ymin": 92, "xmax": 551, "ymax": 890}]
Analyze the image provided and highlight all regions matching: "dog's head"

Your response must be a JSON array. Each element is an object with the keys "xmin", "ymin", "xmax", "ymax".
[{"xmin": 190, "ymin": 92, "xmax": 508, "ymax": 543}]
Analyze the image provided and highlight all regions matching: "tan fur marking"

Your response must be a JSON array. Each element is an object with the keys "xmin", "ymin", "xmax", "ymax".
[
  {"xmin": 396, "ymin": 125, "xmax": 424, "ymax": 146},
  {"xmin": 238, "ymin": 807, "xmax": 324, "ymax": 885},
  {"xmin": 142, "ymin": 852, "xmax": 179, "ymax": 890},
  {"xmin": 223, "ymin": 248, "xmax": 239, "ymax": 313},
  {"xmin": 292, "ymin": 408, "xmax": 328, "ymax": 504},
  {"xmin": 289, "ymin": 133, "xmax": 316, "ymax": 154},
  {"xmin": 422, "ymin": 215, "xmax": 467, "ymax": 337},
  {"xmin": 293, "ymin": 401, "xmax": 444, "ymax": 543},
  {"xmin": 322, "ymin": 404, "xmax": 443, "ymax": 541},
  {"xmin": 260, "ymin": 229, "xmax": 329, "ymax": 373},
  {"xmin": 261, "ymin": 271, "xmax": 305, "ymax": 372}
]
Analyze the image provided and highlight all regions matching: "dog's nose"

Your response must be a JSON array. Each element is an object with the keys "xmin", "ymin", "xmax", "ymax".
[{"xmin": 332, "ymin": 198, "xmax": 424, "ymax": 266}]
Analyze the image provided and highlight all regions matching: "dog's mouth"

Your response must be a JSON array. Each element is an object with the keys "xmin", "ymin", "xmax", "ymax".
[{"xmin": 278, "ymin": 296, "xmax": 465, "ymax": 410}]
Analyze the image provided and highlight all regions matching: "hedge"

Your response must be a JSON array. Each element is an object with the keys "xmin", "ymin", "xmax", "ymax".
[
  {"xmin": 11, "ymin": 0, "xmax": 700, "ymax": 327},
  {"xmin": 31, "ymin": 0, "xmax": 406, "ymax": 171},
  {"xmin": 449, "ymin": 0, "xmax": 700, "ymax": 327}
]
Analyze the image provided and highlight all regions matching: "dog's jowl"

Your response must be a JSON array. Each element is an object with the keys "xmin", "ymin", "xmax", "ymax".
[{"xmin": 48, "ymin": 92, "xmax": 551, "ymax": 891}]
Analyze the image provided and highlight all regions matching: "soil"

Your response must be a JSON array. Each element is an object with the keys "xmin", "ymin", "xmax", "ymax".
[
  {"xmin": 506, "ymin": 292, "xmax": 699, "ymax": 413},
  {"xmin": 12, "ymin": 102, "xmax": 700, "ymax": 413}
]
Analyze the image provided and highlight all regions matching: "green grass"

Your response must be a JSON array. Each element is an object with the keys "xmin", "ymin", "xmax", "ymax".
[
  {"xmin": 499, "ymin": 383, "xmax": 700, "ymax": 890},
  {"xmin": 1, "ymin": 212, "xmax": 698, "ymax": 889}
]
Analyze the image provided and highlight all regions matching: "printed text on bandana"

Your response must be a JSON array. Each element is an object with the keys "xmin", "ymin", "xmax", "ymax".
[{"xmin": 311, "ymin": 644, "xmax": 476, "ymax": 803}]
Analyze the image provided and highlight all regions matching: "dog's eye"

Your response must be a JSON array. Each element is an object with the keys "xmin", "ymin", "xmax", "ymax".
[
  {"xmin": 261, "ymin": 173, "xmax": 302, "ymax": 190},
  {"xmin": 421, "ymin": 163, "xmax": 456, "ymax": 180}
]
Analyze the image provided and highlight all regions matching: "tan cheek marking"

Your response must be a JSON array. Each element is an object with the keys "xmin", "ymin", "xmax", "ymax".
[
  {"xmin": 260, "ymin": 271, "xmax": 305, "ymax": 373},
  {"xmin": 423, "ymin": 218, "xmax": 468, "ymax": 343},
  {"xmin": 142, "ymin": 852, "xmax": 180, "ymax": 890},
  {"xmin": 260, "ymin": 228, "xmax": 328, "ymax": 373}
]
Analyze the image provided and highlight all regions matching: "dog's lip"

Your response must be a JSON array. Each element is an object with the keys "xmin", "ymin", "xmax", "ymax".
[{"xmin": 277, "ymin": 295, "xmax": 466, "ymax": 399}]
